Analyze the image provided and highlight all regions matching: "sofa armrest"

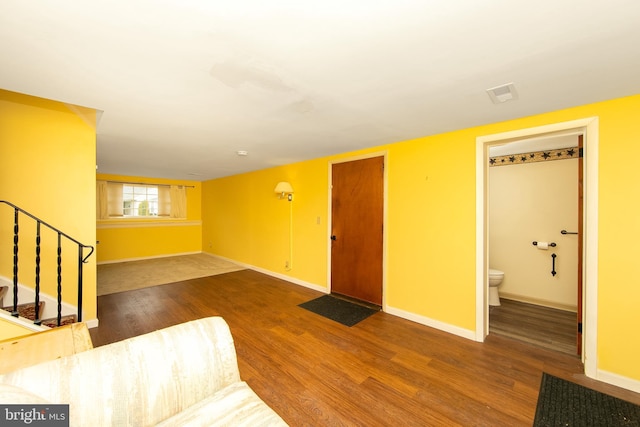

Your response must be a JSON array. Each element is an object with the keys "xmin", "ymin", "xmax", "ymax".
[{"xmin": 0, "ymin": 317, "xmax": 242, "ymax": 426}]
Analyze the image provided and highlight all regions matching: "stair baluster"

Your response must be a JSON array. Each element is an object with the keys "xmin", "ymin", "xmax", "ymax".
[
  {"xmin": 77, "ymin": 245, "xmax": 84, "ymax": 322},
  {"xmin": 56, "ymin": 233, "xmax": 62, "ymax": 327},
  {"xmin": 34, "ymin": 222, "xmax": 42, "ymax": 325},
  {"xmin": 1, "ymin": 200, "xmax": 94, "ymax": 328},
  {"xmin": 11, "ymin": 208, "xmax": 19, "ymax": 318}
]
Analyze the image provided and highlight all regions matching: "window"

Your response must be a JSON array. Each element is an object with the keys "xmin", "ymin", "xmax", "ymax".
[
  {"xmin": 123, "ymin": 184, "xmax": 159, "ymax": 217},
  {"xmin": 97, "ymin": 181, "xmax": 187, "ymax": 219}
]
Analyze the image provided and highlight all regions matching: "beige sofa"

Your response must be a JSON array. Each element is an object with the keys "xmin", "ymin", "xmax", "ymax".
[{"xmin": 0, "ymin": 317, "xmax": 288, "ymax": 426}]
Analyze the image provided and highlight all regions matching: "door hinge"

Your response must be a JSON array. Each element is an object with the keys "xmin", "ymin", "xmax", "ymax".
[
  {"xmin": 578, "ymin": 147, "xmax": 584, "ymax": 158},
  {"xmin": 578, "ymin": 322, "xmax": 583, "ymax": 334}
]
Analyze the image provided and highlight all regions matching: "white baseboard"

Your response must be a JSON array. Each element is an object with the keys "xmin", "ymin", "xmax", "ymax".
[
  {"xmin": 85, "ymin": 318, "xmax": 99, "ymax": 329},
  {"xmin": 595, "ymin": 369, "xmax": 640, "ymax": 394},
  {"xmin": 252, "ymin": 267, "xmax": 329, "ymax": 294},
  {"xmin": 385, "ymin": 305, "xmax": 477, "ymax": 341},
  {"xmin": 0, "ymin": 276, "xmax": 79, "ymax": 320},
  {"xmin": 102, "ymin": 250, "xmax": 329, "ymax": 294},
  {"xmin": 97, "ymin": 251, "xmax": 202, "ymax": 265},
  {"xmin": 499, "ymin": 292, "xmax": 577, "ymax": 312},
  {"xmin": 202, "ymin": 252, "xmax": 329, "ymax": 294},
  {"xmin": 206, "ymin": 253, "xmax": 478, "ymax": 340}
]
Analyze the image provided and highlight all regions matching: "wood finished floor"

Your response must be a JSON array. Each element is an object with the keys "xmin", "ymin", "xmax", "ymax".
[
  {"xmin": 489, "ymin": 299, "xmax": 577, "ymax": 355},
  {"xmin": 89, "ymin": 270, "xmax": 640, "ymax": 426}
]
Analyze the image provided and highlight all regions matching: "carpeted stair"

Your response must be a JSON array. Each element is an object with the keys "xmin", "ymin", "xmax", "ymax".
[{"xmin": 0, "ymin": 286, "xmax": 76, "ymax": 328}]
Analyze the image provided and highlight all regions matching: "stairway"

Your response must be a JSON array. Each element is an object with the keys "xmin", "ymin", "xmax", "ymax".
[
  {"xmin": 0, "ymin": 286, "xmax": 76, "ymax": 328},
  {"xmin": 1, "ymin": 201, "xmax": 94, "ymax": 328}
]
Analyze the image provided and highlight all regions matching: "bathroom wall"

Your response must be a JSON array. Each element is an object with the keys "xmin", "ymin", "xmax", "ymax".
[{"xmin": 489, "ymin": 144, "xmax": 579, "ymax": 311}]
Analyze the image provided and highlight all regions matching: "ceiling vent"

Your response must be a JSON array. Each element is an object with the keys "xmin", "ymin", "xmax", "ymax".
[{"xmin": 486, "ymin": 83, "xmax": 518, "ymax": 104}]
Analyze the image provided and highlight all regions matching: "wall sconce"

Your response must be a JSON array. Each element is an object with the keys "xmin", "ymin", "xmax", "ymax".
[{"xmin": 274, "ymin": 181, "xmax": 294, "ymax": 201}]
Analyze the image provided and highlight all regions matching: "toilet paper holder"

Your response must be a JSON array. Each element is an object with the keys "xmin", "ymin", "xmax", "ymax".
[{"xmin": 532, "ymin": 241, "xmax": 556, "ymax": 247}]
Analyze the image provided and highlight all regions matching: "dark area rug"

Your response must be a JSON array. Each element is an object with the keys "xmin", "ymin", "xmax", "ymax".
[
  {"xmin": 534, "ymin": 373, "xmax": 640, "ymax": 426},
  {"xmin": 299, "ymin": 294, "xmax": 379, "ymax": 327}
]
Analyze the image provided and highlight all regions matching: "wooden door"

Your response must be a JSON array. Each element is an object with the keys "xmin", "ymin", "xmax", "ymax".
[
  {"xmin": 577, "ymin": 135, "xmax": 584, "ymax": 355},
  {"xmin": 331, "ymin": 156, "xmax": 384, "ymax": 305}
]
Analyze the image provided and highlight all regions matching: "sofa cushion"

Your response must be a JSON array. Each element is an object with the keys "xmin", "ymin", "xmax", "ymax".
[
  {"xmin": 0, "ymin": 317, "xmax": 243, "ymax": 426},
  {"xmin": 156, "ymin": 381, "xmax": 288, "ymax": 427}
]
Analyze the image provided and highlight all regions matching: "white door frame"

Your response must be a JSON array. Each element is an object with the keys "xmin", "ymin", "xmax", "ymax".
[{"xmin": 475, "ymin": 117, "xmax": 599, "ymax": 378}]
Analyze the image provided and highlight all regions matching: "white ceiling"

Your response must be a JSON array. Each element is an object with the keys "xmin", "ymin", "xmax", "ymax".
[{"xmin": 2, "ymin": 1, "xmax": 640, "ymax": 181}]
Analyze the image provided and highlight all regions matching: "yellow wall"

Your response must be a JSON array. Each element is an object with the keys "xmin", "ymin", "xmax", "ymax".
[
  {"xmin": 202, "ymin": 158, "xmax": 329, "ymax": 285},
  {"xmin": 96, "ymin": 173, "xmax": 202, "ymax": 263},
  {"xmin": 5, "ymin": 87, "xmax": 637, "ymax": 384},
  {"xmin": 0, "ymin": 89, "xmax": 97, "ymax": 323},
  {"xmin": 202, "ymin": 94, "xmax": 640, "ymax": 383}
]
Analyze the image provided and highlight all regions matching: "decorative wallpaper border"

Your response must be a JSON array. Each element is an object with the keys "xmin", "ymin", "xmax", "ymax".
[{"xmin": 490, "ymin": 146, "xmax": 579, "ymax": 167}]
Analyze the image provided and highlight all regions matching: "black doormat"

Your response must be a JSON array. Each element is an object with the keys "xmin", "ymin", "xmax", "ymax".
[
  {"xmin": 298, "ymin": 295, "xmax": 379, "ymax": 327},
  {"xmin": 534, "ymin": 373, "xmax": 640, "ymax": 426}
]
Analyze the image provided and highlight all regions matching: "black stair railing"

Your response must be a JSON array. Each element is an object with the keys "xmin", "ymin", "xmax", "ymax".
[{"xmin": 1, "ymin": 200, "xmax": 94, "ymax": 327}]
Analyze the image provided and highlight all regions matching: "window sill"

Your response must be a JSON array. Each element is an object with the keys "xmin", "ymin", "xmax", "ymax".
[{"xmin": 97, "ymin": 219, "xmax": 201, "ymax": 229}]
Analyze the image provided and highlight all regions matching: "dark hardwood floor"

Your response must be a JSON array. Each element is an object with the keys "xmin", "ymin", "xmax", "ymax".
[
  {"xmin": 89, "ymin": 270, "xmax": 640, "ymax": 426},
  {"xmin": 489, "ymin": 298, "xmax": 577, "ymax": 355}
]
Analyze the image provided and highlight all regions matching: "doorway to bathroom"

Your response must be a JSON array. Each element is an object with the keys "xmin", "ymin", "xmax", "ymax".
[
  {"xmin": 476, "ymin": 117, "xmax": 599, "ymax": 373},
  {"xmin": 487, "ymin": 133, "xmax": 581, "ymax": 355}
]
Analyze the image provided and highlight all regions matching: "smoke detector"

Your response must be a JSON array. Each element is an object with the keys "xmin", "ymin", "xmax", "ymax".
[{"xmin": 486, "ymin": 83, "xmax": 518, "ymax": 104}]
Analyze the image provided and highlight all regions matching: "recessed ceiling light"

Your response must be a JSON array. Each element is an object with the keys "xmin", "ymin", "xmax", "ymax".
[
  {"xmin": 486, "ymin": 83, "xmax": 518, "ymax": 104},
  {"xmin": 236, "ymin": 150, "xmax": 249, "ymax": 156}
]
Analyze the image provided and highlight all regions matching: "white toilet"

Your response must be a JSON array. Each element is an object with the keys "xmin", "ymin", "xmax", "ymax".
[{"xmin": 488, "ymin": 269, "xmax": 504, "ymax": 306}]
